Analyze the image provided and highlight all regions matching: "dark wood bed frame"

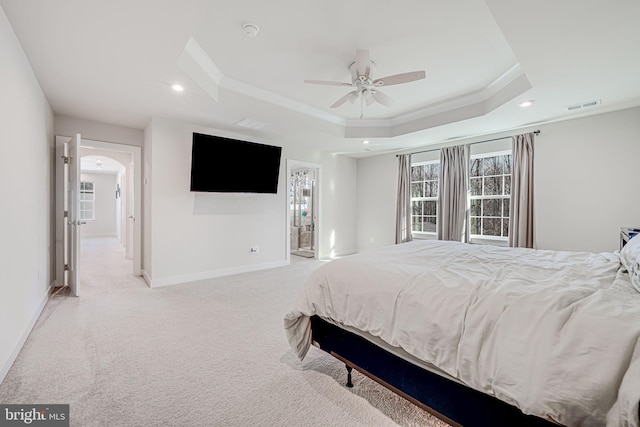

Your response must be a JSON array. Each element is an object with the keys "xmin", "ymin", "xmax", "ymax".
[{"xmin": 310, "ymin": 315, "xmax": 561, "ymax": 427}]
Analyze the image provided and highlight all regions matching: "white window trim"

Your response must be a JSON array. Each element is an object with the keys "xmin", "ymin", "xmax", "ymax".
[
  {"xmin": 80, "ymin": 181, "xmax": 96, "ymax": 222},
  {"xmin": 411, "ymin": 160, "xmax": 439, "ymax": 237},
  {"xmin": 468, "ymin": 150, "xmax": 511, "ymax": 243}
]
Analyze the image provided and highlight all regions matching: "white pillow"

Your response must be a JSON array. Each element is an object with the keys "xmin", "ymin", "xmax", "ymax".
[{"xmin": 620, "ymin": 234, "xmax": 640, "ymax": 292}]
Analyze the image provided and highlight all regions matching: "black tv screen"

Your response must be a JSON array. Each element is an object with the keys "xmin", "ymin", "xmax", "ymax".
[{"xmin": 190, "ymin": 132, "xmax": 282, "ymax": 193}]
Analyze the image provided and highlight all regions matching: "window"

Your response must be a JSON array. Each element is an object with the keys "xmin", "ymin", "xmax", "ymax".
[
  {"xmin": 79, "ymin": 181, "xmax": 95, "ymax": 221},
  {"xmin": 411, "ymin": 161, "xmax": 439, "ymax": 234},
  {"xmin": 469, "ymin": 152, "xmax": 511, "ymax": 239}
]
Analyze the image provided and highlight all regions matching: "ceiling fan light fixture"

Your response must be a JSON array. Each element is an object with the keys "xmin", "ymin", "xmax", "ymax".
[{"xmin": 305, "ymin": 49, "xmax": 426, "ymax": 113}]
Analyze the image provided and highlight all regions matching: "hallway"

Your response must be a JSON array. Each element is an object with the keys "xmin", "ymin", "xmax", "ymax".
[{"xmin": 80, "ymin": 237, "xmax": 147, "ymax": 294}]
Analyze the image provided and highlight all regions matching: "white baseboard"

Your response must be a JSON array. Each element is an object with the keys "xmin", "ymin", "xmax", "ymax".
[
  {"xmin": 0, "ymin": 284, "xmax": 51, "ymax": 385},
  {"xmin": 147, "ymin": 260, "xmax": 288, "ymax": 288},
  {"xmin": 141, "ymin": 269, "xmax": 152, "ymax": 287}
]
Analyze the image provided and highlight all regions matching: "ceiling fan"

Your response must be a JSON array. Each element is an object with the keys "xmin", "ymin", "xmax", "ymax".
[{"xmin": 305, "ymin": 49, "xmax": 426, "ymax": 118}]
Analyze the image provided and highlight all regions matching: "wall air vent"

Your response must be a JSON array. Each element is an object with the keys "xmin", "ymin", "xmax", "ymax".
[{"xmin": 566, "ymin": 99, "xmax": 601, "ymax": 111}]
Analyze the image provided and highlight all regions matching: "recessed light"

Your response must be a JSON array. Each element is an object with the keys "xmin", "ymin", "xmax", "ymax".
[
  {"xmin": 172, "ymin": 84, "xmax": 184, "ymax": 92},
  {"xmin": 363, "ymin": 140, "xmax": 370, "ymax": 145},
  {"xmin": 519, "ymin": 100, "xmax": 534, "ymax": 108}
]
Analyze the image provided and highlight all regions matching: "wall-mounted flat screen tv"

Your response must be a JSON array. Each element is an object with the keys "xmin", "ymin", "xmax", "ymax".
[{"xmin": 190, "ymin": 132, "xmax": 282, "ymax": 193}]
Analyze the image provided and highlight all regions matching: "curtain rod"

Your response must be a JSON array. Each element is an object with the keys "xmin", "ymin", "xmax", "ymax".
[{"xmin": 398, "ymin": 130, "xmax": 540, "ymax": 157}]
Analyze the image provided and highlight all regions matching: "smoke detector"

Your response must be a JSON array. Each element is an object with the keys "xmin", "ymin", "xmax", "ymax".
[{"xmin": 242, "ymin": 23, "xmax": 259, "ymax": 38}]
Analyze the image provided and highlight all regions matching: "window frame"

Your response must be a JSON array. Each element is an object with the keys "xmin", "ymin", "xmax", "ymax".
[
  {"xmin": 468, "ymin": 150, "xmax": 511, "ymax": 243},
  {"xmin": 410, "ymin": 159, "xmax": 440, "ymax": 237},
  {"xmin": 79, "ymin": 181, "xmax": 96, "ymax": 222}
]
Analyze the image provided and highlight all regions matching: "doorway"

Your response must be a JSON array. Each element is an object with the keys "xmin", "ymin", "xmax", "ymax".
[
  {"xmin": 79, "ymin": 139, "xmax": 142, "ymax": 277},
  {"xmin": 80, "ymin": 149, "xmax": 130, "ymax": 255},
  {"xmin": 288, "ymin": 161, "xmax": 320, "ymax": 260},
  {"xmin": 55, "ymin": 135, "xmax": 142, "ymax": 295}
]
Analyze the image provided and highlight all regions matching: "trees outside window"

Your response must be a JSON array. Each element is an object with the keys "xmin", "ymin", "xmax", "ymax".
[
  {"xmin": 410, "ymin": 151, "xmax": 512, "ymax": 240},
  {"xmin": 469, "ymin": 152, "xmax": 511, "ymax": 239},
  {"xmin": 410, "ymin": 161, "xmax": 439, "ymax": 234}
]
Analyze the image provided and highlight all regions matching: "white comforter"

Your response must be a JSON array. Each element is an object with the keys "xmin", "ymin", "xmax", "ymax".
[{"xmin": 284, "ymin": 240, "xmax": 640, "ymax": 427}]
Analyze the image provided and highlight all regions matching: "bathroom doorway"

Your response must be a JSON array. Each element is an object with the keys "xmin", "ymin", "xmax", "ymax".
[{"xmin": 289, "ymin": 165, "xmax": 318, "ymax": 259}]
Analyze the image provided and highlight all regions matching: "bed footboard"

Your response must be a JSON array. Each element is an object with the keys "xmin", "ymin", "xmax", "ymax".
[{"xmin": 310, "ymin": 316, "xmax": 560, "ymax": 427}]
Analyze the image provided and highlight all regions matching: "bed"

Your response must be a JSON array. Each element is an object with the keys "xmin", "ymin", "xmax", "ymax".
[{"xmin": 284, "ymin": 238, "xmax": 640, "ymax": 427}]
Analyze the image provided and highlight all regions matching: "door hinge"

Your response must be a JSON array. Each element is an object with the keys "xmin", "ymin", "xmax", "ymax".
[
  {"xmin": 62, "ymin": 155, "xmax": 69, "ymax": 164},
  {"xmin": 64, "ymin": 264, "xmax": 70, "ymax": 271},
  {"xmin": 64, "ymin": 210, "xmax": 69, "ymax": 218}
]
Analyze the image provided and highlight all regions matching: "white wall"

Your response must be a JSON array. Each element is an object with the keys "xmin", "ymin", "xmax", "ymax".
[
  {"xmin": 535, "ymin": 107, "xmax": 640, "ymax": 252},
  {"xmin": 356, "ymin": 106, "xmax": 640, "ymax": 253},
  {"xmin": 0, "ymin": 5, "xmax": 54, "ymax": 382},
  {"xmin": 143, "ymin": 117, "xmax": 357, "ymax": 287},
  {"xmin": 80, "ymin": 173, "xmax": 118, "ymax": 237},
  {"xmin": 55, "ymin": 114, "xmax": 144, "ymax": 148},
  {"xmin": 356, "ymin": 154, "xmax": 397, "ymax": 251}
]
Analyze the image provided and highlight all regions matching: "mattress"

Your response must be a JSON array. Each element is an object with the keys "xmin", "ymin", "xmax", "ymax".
[
  {"xmin": 284, "ymin": 240, "xmax": 640, "ymax": 427},
  {"xmin": 316, "ymin": 315, "xmax": 464, "ymax": 386}
]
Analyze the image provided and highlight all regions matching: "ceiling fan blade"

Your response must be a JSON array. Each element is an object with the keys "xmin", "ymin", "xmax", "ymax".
[
  {"xmin": 330, "ymin": 91, "xmax": 357, "ymax": 108},
  {"xmin": 371, "ymin": 89, "xmax": 393, "ymax": 106},
  {"xmin": 304, "ymin": 79, "xmax": 352, "ymax": 87},
  {"xmin": 373, "ymin": 70, "xmax": 426, "ymax": 87},
  {"xmin": 355, "ymin": 49, "xmax": 371, "ymax": 78}
]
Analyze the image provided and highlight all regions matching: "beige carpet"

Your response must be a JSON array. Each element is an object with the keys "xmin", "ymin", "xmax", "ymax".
[{"xmin": 0, "ymin": 237, "xmax": 451, "ymax": 427}]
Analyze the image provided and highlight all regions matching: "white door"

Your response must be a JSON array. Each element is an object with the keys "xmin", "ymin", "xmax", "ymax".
[
  {"xmin": 67, "ymin": 133, "xmax": 82, "ymax": 296},
  {"xmin": 54, "ymin": 138, "xmax": 67, "ymax": 288},
  {"xmin": 55, "ymin": 134, "xmax": 82, "ymax": 295}
]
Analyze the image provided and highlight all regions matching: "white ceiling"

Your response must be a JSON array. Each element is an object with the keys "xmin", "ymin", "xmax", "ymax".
[
  {"xmin": 81, "ymin": 155, "xmax": 123, "ymax": 174},
  {"xmin": 2, "ymin": 0, "xmax": 639, "ymax": 156}
]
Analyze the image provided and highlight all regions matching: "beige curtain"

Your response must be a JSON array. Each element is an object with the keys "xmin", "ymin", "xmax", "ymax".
[
  {"xmin": 437, "ymin": 145, "xmax": 469, "ymax": 242},
  {"xmin": 395, "ymin": 154, "xmax": 413, "ymax": 244},
  {"xmin": 509, "ymin": 132, "xmax": 535, "ymax": 248}
]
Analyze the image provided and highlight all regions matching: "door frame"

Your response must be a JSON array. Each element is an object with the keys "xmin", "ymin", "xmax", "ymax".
[
  {"xmin": 286, "ymin": 159, "xmax": 321, "ymax": 263},
  {"xmin": 80, "ymin": 138, "xmax": 142, "ymax": 276},
  {"xmin": 55, "ymin": 135, "xmax": 142, "ymax": 278}
]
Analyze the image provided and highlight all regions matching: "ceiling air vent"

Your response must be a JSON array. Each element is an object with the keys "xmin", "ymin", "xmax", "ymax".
[
  {"xmin": 566, "ymin": 99, "xmax": 601, "ymax": 111},
  {"xmin": 234, "ymin": 117, "xmax": 266, "ymax": 130}
]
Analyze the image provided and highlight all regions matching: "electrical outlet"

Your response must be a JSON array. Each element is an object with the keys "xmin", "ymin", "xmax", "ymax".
[{"xmin": 250, "ymin": 246, "xmax": 260, "ymax": 254}]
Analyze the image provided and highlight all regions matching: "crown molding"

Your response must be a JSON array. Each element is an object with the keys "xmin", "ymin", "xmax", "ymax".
[{"xmin": 179, "ymin": 38, "xmax": 531, "ymax": 138}]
